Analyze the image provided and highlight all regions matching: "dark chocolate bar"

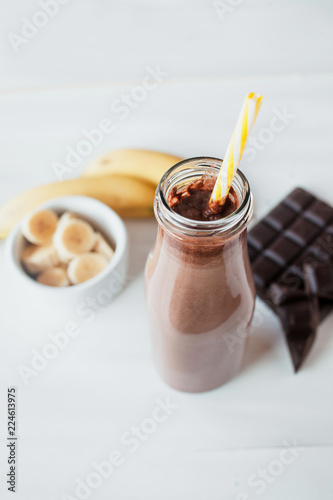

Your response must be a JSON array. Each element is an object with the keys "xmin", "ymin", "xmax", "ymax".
[{"xmin": 247, "ymin": 187, "xmax": 333, "ymax": 370}]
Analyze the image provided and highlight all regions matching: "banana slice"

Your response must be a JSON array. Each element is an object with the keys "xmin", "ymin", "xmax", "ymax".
[
  {"xmin": 68, "ymin": 252, "xmax": 108, "ymax": 284},
  {"xmin": 53, "ymin": 219, "xmax": 96, "ymax": 262},
  {"xmin": 21, "ymin": 209, "xmax": 58, "ymax": 245},
  {"xmin": 57, "ymin": 262, "xmax": 69, "ymax": 272},
  {"xmin": 37, "ymin": 266, "xmax": 70, "ymax": 287},
  {"xmin": 58, "ymin": 211, "xmax": 77, "ymax": 227},
  {"xmin": 22, "ymin": 244, "xmax": 59, "ymax": 275},
  {"xmin": 93, "ymin": 232, "xmax": 114, "ymax": 261}
]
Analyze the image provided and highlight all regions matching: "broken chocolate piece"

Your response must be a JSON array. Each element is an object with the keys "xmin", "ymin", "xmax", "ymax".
[
  {"xmin": 275, "ymin": 292, "xmax": 319, "ymax": 372},
  {"xmin": 268, "ymin": 282, "xmax": 319, "ymax": 371}
]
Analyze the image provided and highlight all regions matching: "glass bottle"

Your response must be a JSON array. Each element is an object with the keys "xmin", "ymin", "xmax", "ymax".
[{"xmin": 145, "ymin": 157, "xmax": 255, "ymax": 392}]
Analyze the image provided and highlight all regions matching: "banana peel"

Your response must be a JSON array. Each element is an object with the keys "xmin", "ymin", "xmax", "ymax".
[{"xmin": 0, "ymin": 175, "xmax": 155, "ymax": 239}]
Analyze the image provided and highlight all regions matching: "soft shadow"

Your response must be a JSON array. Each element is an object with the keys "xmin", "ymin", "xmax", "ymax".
[
  {"xmin": 124, "ymin": 218, "xmax": 158, "ymax": 279},
  {"xmin": 241, "ymin": 331, "xmax": 278, "ymax": 373},
  {"xmin": 241, "ymin": 306, "xmax": 281, "ymax": 374}
]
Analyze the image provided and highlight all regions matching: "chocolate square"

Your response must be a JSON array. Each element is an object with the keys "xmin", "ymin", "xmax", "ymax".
[
  {"xmin": 248, "ymin": 245, "xmax": 259, "ymax": 263},
  {"xmin": 308, "ymin": 242, "xmax": 332, "ymax": 263},
  {"xmin": 289, "ymin": 251, "xmax": 320, "ymax": 279},
  {"xmin": 277, "ymin": 270, "xmax": 304, "ymax": 292},
  {"xmin": 326, "ymin": 224, "xmax": 333, "ymax": 236},
  {"xmin": 318, "ymin": 232, "xmax": 333, "ymax": 259},
  {"xmin": 304, "ymin": 262, "xmax": 333, "ymax": 301},
  {"xmin": 247, "ymin": 221, "xmax": 279, "ymax": 251},
  {"xmin": 303, "ymin": 200, "xmax": 333, "ymax": 228},
  {"xmin": 285, "ymin": 218, "xmax": 322, "ymax": 246},
  {"xmin": 252, "ymin": 255, "xmax": 282, "ymax": 289},
  {"xmin": 265, "ymin": 237, "xmax": 303, "ymax": 267},
  {"xmin": 265, "ymin": 204, "xmax": 298, "ymax": 231},
  {"xmin": 283, "ymin": 188, "xmax": 316, "ymax": 212}
]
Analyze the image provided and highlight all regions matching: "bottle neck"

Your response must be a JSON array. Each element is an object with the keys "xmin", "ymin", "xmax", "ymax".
[{"xmin": 155, "ymin": 157, "xmax": 253, "ymax": 242}]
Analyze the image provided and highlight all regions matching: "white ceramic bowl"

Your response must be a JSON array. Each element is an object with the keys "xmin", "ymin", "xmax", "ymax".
[{"xmin": 5, "ymin": 196, "xmax": 128, "ymax": 321}]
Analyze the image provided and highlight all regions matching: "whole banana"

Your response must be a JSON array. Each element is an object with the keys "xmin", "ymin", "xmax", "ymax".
[
  {"xmin": 0, "ymin": 175, "xmax": 155, "ymax": 239},
  {"xmin": 0, "ymin": 149, "xmax": 182, "ymax": 239},
  {"xmin": 82, "ymin": 149, "xmax": 182, "ymax": 185}
]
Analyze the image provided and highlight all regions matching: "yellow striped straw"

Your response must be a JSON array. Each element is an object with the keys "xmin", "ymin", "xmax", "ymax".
[{"xmin": 210, "ymin": 92, "xmax": 263, "ymax": 206}]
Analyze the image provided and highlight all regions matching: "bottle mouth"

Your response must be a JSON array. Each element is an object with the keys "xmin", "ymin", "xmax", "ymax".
[{"xmin": 156, "ymin": 156, "xmax": 253, "ymax": 238}]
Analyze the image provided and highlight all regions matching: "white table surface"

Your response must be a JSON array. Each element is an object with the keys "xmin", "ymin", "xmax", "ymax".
[{"xmin": 1, "ymin": 1, "xmax": 333, "ymax": 499}]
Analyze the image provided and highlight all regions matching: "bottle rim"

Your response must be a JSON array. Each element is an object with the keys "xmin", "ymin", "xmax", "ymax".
[{"xmin": 156, "ymin": 156, "xmax": 253, "ymax": 238}]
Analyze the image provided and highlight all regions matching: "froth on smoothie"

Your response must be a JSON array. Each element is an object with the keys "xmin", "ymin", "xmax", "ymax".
[{"xmin": 168, "ymin": 172, "xmax": 239, "ymax": 222}]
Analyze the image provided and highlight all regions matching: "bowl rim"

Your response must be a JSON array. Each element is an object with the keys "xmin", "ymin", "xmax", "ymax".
[{"xmin": 5, "ymin": 195, "xmax": 128, "ymax": 293}]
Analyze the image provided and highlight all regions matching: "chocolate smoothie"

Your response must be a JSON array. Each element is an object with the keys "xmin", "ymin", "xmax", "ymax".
[
  {"xmin": 145, "ymin": 159, "xmax": 255, "ymax": 392},
  {"xmin": 169, "ymin": 172, "xmax": 238, "ymax": 221}
]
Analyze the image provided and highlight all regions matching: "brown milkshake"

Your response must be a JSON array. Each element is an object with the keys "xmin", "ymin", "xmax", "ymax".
[{"xmin": 145, "ymin": 157, "xmax": 255, "ymax": 392}]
